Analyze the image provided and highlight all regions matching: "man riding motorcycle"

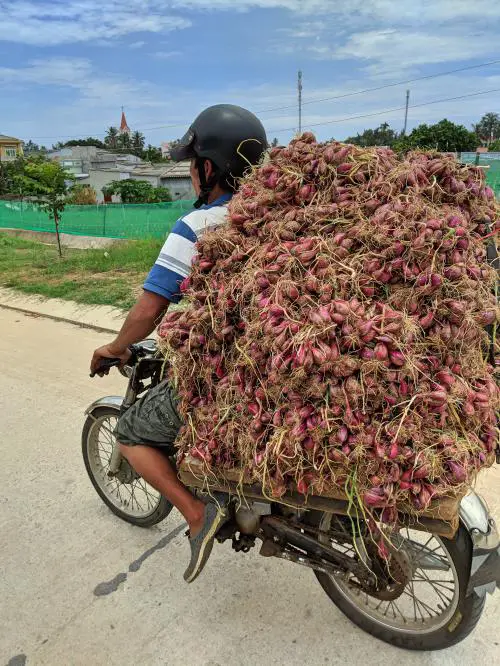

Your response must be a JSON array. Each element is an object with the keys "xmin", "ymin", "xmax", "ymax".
[{"xmin": 90, "ymin": 105, "xmax": 268, "ymax": 583}]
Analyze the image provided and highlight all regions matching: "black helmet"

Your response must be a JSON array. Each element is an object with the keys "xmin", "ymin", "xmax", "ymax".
[{"xmin": 171, "ymin": 104, "xmax": 267, "ymax": 206}]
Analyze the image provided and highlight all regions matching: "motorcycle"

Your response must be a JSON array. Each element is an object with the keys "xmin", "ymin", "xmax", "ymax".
[{"xmin": 83, "ymin": 339, "xmax": 500, "ymax": 651}]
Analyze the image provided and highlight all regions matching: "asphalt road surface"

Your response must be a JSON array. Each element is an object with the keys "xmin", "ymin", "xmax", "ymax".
[{"xmin": 0, "ymin": 308, "xmax": 499, "ymax": 666}]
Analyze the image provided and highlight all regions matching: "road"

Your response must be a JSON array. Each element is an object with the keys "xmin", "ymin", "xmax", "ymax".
[{"xmin": 0, "ymin": 307, "xmax": 499, "ymax": 666}]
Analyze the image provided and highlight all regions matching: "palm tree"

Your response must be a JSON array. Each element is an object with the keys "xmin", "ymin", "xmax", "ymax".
[
  {"xmin": 472, "ymin": 113, "xmax": 500, "ymax": 146},
  {"xmin": 105, "ymin": 126, "xmax": 119, "ymax": 149},
  {"xmin": 131, "ymin": 130, "xmax": 145, "ymax": 152},
  {"xmin": 118, "ymin": 132, "xmax": 131, "ymax": 150}
]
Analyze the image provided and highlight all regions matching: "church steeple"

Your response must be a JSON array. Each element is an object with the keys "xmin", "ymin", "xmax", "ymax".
[{"xmin": 119, "ymin": 106, "xmax": 130, "ymax": 134}]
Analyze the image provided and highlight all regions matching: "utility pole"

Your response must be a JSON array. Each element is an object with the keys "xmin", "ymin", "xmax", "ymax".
[
  {"xmin": 298, "ymin": 70, "xmax": 303, "ymax": 135},
  {"xmin": 402, "ymin": 89, "xmax": 410, "ymax": 136}
]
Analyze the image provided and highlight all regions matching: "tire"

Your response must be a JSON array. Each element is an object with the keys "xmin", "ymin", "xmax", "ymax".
[
  {"xmin": 307, "ymin": 511, "xmax": 485, "ymax": 650},
  {"xmin": 82, "ymin": 406, "xmax": 173, "ymax": 528}
]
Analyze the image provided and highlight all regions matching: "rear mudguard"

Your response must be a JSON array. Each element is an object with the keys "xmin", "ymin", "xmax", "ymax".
[{"xmin": 460, "ymin": 492, "xmax": 500, "ymax": 596}]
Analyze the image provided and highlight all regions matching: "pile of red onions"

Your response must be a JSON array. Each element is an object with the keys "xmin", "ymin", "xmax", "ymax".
[{"xmin": 159, "ymin": 133, "xmax": 499, "ymax": 518}]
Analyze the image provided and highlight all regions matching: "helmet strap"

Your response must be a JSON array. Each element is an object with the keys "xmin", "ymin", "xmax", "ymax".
[{"xmin": 193, "ymin": 157, "xmax": 220, "ymax": 208}]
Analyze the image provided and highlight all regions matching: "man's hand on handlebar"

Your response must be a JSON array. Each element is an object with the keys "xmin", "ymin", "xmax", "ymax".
[{"xmin": 90, "ymin": 344, "xmax": 132, "ymax": 377}]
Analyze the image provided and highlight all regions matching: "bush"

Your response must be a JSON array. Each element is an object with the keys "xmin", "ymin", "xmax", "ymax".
[
  {"xmin": 102, "ymin": 179, "xmax": 172, "ymax": 203},
  {"xmin": 67, "ymin": 184, "xmax": 97, "ymax": 205}
]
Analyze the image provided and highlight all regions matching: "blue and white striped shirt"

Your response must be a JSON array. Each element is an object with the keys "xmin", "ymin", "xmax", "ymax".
[{"xmin": 143, "ymin": 193, "xmax": 232, "ymax": 303}]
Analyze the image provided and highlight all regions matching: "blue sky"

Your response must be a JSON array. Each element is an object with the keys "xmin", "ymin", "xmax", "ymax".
[{"xmin": 1, "ymin": 1, "xmax": 500, "ymax": 147}]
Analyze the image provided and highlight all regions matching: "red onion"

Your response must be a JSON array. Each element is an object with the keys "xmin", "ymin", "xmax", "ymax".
[
  {"xmin": 374, "ymin": 342, "xmax": 388, "ymax": 361},
  {"xmin": 363, "ymin": 488, "xmax": 386, "ymax": 507},
  {"xmin": 302, "ymin": 437, "xmax": 315, "ymax": 451},
  {"xmin": 337, "ymin": 426, "xmax": 349, "ymax": 443},
  {"xmin": 447, "ymin": 460, "xmax": 467, "ymax": 483}
]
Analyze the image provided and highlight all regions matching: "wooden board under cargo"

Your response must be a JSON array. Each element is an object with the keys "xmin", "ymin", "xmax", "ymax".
[{"xmin": 179, "ymin": 457, "xmax": 463, "ymax": 538}]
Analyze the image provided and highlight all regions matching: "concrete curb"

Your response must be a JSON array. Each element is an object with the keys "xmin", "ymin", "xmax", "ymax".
[
  {"xmin": 0, "ymin": 227, "xmax": 126, "ymax": 250},
  {"xmin": 0, "ymin": 287, "xmax": 124, "ymax": 334},
  {"xmin": 0, "ymin": 302, "xmax": 121, "ymax": 334}
]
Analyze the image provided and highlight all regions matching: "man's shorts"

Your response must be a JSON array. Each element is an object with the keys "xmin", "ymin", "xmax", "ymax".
[{"xmin": 114, "ymin": 379, "xmax": 183, "ymax": 451}]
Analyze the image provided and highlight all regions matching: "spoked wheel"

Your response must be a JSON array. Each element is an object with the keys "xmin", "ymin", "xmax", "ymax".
[
  {"xmin": 309, "ymin": 512, "xmax": 484, "ymax": 650},
  {"xmin": 82, "ymin": 407, "xmax": 173, "ymax": 527}
]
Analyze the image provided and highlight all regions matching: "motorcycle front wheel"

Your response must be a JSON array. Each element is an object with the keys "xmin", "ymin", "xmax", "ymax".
[
  {"xmin": 308, "ymin": 511, "xmax": 484, "ymax": 650},
  {"xmin": 82, "ymin": 406, "xmax": 173, "ymax": 527}
]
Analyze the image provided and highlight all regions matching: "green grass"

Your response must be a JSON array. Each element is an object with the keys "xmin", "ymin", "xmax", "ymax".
[{"xmin": 0, "ymin": 233, "xmax": 163, "ymax": 310}]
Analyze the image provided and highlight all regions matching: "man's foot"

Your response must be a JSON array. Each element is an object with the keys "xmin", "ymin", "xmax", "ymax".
[{"xmin": 184, "ymin": 500, "xmax": 228, "ymax": 583}]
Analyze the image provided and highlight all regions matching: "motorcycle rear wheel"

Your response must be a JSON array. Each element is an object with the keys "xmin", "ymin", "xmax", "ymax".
[
  {"xmin": 308, "ymin": 511, "xmax": 484, "ymax": 650},
  {"xmin": 82, "ymin": 406, "xmax": 173, "ymax": 527}
]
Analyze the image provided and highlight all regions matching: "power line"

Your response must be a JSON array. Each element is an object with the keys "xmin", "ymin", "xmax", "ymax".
[
  {"xmin": 132, "ymin": 58, "xmax": 500, "ymax": 132},
  {"xmin": 270, "ymin": 86, "xmax": 500, "ymax": 134},
  {"xmin": 255, "ymin": 58, "xmax": 500, "ymax": 116},
  {"xmin": 26, "ymin": 59, "xmax": 500, "ymax": 141}
]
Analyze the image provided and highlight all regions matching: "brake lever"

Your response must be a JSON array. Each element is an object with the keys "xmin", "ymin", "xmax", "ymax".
[{"xmin": 89, "ymin": 357, "xmax": 122, "ymax": 378}]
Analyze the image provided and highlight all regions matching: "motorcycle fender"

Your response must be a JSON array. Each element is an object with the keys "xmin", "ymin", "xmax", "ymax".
[
  {"xmin": 85, "ymin": 395, "xmax": 124, "ymax": 416},
  {"xmin": 460, "ymin": 492, "xmax": 500, "ymax": 596}
]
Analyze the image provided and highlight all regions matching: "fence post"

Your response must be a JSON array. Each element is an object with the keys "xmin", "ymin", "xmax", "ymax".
[{"xmin": 102, "ymin": 205, "xmax": 106, "ymax": 237}]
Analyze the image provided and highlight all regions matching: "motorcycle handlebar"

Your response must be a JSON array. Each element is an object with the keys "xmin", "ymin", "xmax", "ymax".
[
  {"xmin": 89, "ymin": 341, "xmax": 156, "ymax": 378},
  {"xmin": 89, "ymin": 357, "xmax": 122, "ymax": 378}
]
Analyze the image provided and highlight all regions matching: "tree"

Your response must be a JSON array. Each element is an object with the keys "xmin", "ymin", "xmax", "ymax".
[
  {"xmin": 13, "ymin": 159, "xmax": 74, "ymax": 257},
  {"xmin": 345, "ymin": 122, "xmax": 399, "ymax": 147},
  {"xmin": 118, "ymin": 132, "xmax": 131, "ymax": 150},
  {"xmin": 131, "ymin": 130, "xmax": 145, "ymax": 152},
  {"xmin": 394, "ymin": 119, "xmax": 478, "ymax": 153},
  {"xmin": 23, "ymin": 140, "xmax": 47, "ymax": 155},
  {"xmin": 143, "ymin": 144, "xmax": 164, "ymax": 162},
  {"xmin": 102, "ymin": 179, "xmax": 171, "ymax": 203},
  {"xmin": 105, "ymin": 127, "xmax": 119, "ymax": 149},
  {"xmin": 270, "ymin": 138, "xmax": 279, "ymax": 148},
  {"xmin": 23, "ymin": 140, "xmax": 39, "ymax": 154},
  {"xmin": 473, "ymin": 113, "xmax": 500, "ymax": 146},
  {"xmin": 0, "ymin": 157, "xmax": 27, "ymax": 197},
  {"xmin": 63, "ymin": 137, "xmax": 106, "ymax": 149},
  {"xmin": 489, "ymin": 138, "xmax": 500, "ymax": 152}
]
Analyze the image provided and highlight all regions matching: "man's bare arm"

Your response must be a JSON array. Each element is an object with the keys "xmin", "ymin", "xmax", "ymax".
[{"xmin": 90, "ymin": 290, "xmax": 170, "ymax": 374}]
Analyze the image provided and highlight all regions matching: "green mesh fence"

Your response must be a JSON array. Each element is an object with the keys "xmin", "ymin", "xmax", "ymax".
[
  {"xmin": 459, "ymin": 154, "xmax": 500, "ymax": 198},
  {"xmin": 1, "ymin": 163, "xmax": 499, "ymax": 241},
  {"xmin": 0, "ymin": 200, "xmax": 195, "ymax": 239},
  {"xmin": 484, "ymin": 162, "xmax": 500, "ymax": 198}
]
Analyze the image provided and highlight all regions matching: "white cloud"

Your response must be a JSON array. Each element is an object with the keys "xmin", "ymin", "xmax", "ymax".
[
  {"xmin": 0, "ymin": 58, "xmax": 93, "ymax": 88},
  {"xmin": 173, "ymin": 0, "xmax": 500, "ymax": 22},
  {"xmin": 153, "ymin": 50, "xmax": 182, "ymax": 59},
  {"xmin": 3, "ymin": 0, "xmax": 500, "ymax": 51},
  {"xmin": 0, "ymin": 58, "xmax": 166, "ymax": 109},
  {"xmin": 330, "ymin": 29, "xmax": 499, "ymax": 68},
  {"xmin": 0, "ymin": 2, "xmax": 191, "ymax": 46},
  {"xmin": 263, "ymin": 3, "xmax": 500, "ymax": 76},
  {"xmin": 277, "ymin": 22, "xmax": 325, "ymax": 39},
  {"xmin": 129, "ymin": 41, "xmax": 146, "ymax": 49}
]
